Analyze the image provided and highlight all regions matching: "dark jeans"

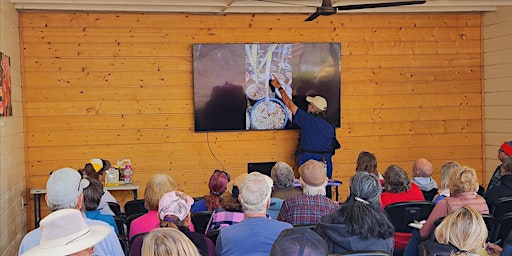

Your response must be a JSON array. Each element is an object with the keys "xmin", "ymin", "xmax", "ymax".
[{"xmin": 403, "ymin": 229, "xmax": 423, "ymax": 256}]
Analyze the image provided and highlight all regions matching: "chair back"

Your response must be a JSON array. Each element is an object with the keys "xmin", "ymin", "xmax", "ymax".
[
  {"xmin": 329, "ymin": 250, "xmax": 391, "ymax": 256},
  {"xmin": 482, "ymin": 214, "xmax": 500, "ymax": 243},
  {"xmin": 422, "ymin": 188, "xmax": 438, "ymax": 201},
  {"xmin": 113, "ymin": 215, "xmax": 128, "ymax": 254},
  {"xmin": 191, "ymin": 211, "xmax": 213, "ymax": 235},
  {"xmin": 205, "ymin": 229, "xmax": 221, "ymax": 244},
  {"xmin": 129, "ymin": 232, "xmax": 148, "ymax": 255},
  {"xmin": 124, "ymin": 199, "xmax": 148, "ymax": 217},
  {"xmin": 293, "ymin": 223, "xmax": 317, "ymax": 231},
  {"xmin": 497, "ymin": 212, "xmax": 512, "ymax": 247},
  {"xmin": 491, "ymin": 197, "xmax": 512, "ymax": 219},
  {"xmin": 384, "ymin": 201, "xmax": 435, "ymax": 233},
  {"xmin": 108, "ymin": 202, "xmax": 123, "ymax": 217}
]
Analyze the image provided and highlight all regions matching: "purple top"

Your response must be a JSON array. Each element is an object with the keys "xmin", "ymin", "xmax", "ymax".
[{"xmin": 206, "ymin": 207, "xmax": 245, "ymax": 233}]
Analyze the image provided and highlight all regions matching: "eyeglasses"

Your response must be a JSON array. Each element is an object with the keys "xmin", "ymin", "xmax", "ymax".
[{"xmin": 214, "ymin": 169, "xmax": 231, "ymax": 182}]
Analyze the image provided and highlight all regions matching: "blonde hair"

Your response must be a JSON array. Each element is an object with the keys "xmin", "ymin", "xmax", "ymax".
[
  {"xmin": 434, "ymin": 206, "xmax": 487, "ymax": 255},
  {"xmin": 439, "ymin": 161, "xmax": 461, "ymax": 190},
  {"xmin": 448, "ymin": 166, "xmax": 479, "ymax": 196},
  {"xmin": 142, "ymin": 228, "xmax": 199, "ymax": 256},
  {"xmin": 144, "ymin": 174, "xmax": 178, "ymax": 210}
]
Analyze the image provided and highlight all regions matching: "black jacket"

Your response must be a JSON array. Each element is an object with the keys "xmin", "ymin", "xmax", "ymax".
[{"xmin": 484, "ymin": 174, "xmax": 512, "ymax": 210}]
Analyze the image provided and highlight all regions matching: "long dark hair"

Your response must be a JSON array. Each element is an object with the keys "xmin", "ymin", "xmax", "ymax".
[{"xmin": 332, "ymin": 172, "xmax": 394, "ymax": 239}]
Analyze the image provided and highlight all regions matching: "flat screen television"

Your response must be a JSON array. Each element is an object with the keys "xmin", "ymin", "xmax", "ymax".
[{"xmin": 193, "ymin": 43, "xmax": 341, "ymax": 132}]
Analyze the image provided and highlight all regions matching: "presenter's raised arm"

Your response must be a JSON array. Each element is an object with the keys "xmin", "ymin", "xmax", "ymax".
[{"xmin": 271, "ymin": 74, "xmax": 298, "ymax": 115}]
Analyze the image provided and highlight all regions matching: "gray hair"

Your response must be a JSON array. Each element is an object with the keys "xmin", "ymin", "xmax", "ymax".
[
  {"xmin": 271, "ymin": 162, "xmax": 295, "ymax": 189},
  {"xmin": 239, "ymin": 172, "xmax": 271, "ymax": 214},
  {"xmin": 47, "ymin": 194, "xmax": 83, "ymax": 214},
  {"xmin": 350, "ymin": 171, "xmax": 381, "ymax": 206}
]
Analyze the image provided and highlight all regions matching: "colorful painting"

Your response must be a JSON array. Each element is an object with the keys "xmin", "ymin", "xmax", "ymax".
[
  {"xmin": 0, "ymin": 52, "xmax": 12, "ymax": 117},
  {"xmin": 193, "ymin": 43, "xmax": 341, "ymax": 132}
]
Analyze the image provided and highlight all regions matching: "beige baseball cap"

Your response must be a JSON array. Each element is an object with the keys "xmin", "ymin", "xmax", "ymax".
[{"xmin": 306, "ymin": 96, "xmax": 327, "ymax": 111}]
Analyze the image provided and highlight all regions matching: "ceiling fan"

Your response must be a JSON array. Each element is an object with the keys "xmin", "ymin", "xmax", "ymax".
[
  {"xmin": 304, "ymin": 0, "xmax": 427, "ymax": 21},
  {"xmin": 255, "ymin": 0, "xmax": 427, "ymax": 22}
]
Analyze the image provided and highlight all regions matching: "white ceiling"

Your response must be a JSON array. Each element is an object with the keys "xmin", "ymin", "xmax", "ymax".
[{"xmin": 9, "ymin": 0, "xmax": 512, "ymax": 14}]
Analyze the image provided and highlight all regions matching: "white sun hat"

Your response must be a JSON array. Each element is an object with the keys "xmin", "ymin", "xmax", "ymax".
[{"xmin": 22, "ymin": 209, "xmax": 111, "ymax": 256}]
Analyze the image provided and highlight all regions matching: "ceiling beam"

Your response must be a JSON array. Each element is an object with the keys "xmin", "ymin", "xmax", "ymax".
[{"xmin": 9, "ymin": 0, "xmax": 512, "ymax": 13}]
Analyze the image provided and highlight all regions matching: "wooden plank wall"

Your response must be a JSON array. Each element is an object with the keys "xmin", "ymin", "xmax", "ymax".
[
  {"xmin": 483, "ymin": 6, "xmax": 512, "ymax": 181},
  {"xmin": 20, "ymin": 12, "xmax": 482, "ymax": 228}
]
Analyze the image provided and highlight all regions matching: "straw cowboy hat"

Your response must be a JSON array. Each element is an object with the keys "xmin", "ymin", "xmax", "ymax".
[{"xmin": 22, "ymin": 209, "xmax": 111, "ymax": 256}]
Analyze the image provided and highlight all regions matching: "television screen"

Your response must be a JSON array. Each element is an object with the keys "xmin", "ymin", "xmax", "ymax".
[{"xmin": 193, "ymin": 43, "xmax": 341, "ymax": 132}]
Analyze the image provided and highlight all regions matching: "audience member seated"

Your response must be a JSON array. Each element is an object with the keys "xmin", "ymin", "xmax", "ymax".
[
  {"xmin": 277, "ymin": 160, "xmax": 338, "ymax": 225},
  {"xmin": 142, "ymin": 228, "xmax": 200, "ymax": 256},
  {"xmin": 486, "ymin": 141, "xmax": 512, "ymax": 194},
  {"xmin": 380, "ymin": 164, "xmax": 425, "ymax": 250},
  {"xmin": 215, "ymin": 172, "xmax": 293, "ymax": 256},
  {"xmin": 485, "ymin": 158, "xmax": 512, "ymax": 210},
  {"xmin": 316, "ymin": 171, "xmax": 394, "ymax": 254},
  {"xmin": 356, "ymin": 151, "xmax": 384, "ymax": 183},
  {"xmin": 271, "ymin": 161, "xmax": 302, "ymax": 200},
  {"xmin": 486, "ymin": 230, "xmax": 512, "ymax": 256},
  {"xmin": 421, "ymin": 206, "xmax": 487, "ymax": 256},
  {"xmin": 411, "ymin": 158, "xmax": 438, "ymax": 198},
  {"xmin": 21, "ymin": 209, "xmax": 111, "ymax": 256},
  {"xmin": 83, "ymin": 176, "xmax": 119, "ymax": 235},
  {"xmin": 129, "ymin": 173, "xmax": 178, "ymax": 239},
  {"xmin": 131, "ymin": 191, "xmax": 211, "ymax": 256},
  {"xmin": 18, "ymin": 167, "xmax": 124, "ymax": 256},
  {"xmin": 82, "ymin": 158, "xmax": 118, "ymax": 216},
  {"xmin": 191, "ymin": 169, "xmax": 230, "ymax": 213},
  {"xmin": 432, "ymin": 161, "xmax": 461, "ymax": 203},
  {"xmin": 268, "ymin": 161, "xmax": 302, "ymax": 219},
  {"xmin": 403, "ymin": 165, "xmax": 489, "ymax": 256},
  {"xmin": 270, "ymin": 226, "xmax": 329, "ymax": 256},
  {"xmin": 206, "ymin": 173, "xmax": 249, "ymax": 233}
]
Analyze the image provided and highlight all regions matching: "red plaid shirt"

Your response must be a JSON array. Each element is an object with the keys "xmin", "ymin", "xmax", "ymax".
[{"xmin": 277, "ymin": 194, "xmax": 339, "ymax": 225}]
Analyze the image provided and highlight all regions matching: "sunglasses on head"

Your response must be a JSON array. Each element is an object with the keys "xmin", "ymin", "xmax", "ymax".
[{"xmin": 214, "ymin": 169, "xmax": 231, "ymax": 181}]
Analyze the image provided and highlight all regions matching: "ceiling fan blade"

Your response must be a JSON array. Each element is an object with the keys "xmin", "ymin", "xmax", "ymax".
[
  {"xmin": 305, "ymin": 12, "xmax": 320, "ymax": 22},
  {"xmin": 336, "ymin": 0, "xmax": 426, "ymax": 11}
]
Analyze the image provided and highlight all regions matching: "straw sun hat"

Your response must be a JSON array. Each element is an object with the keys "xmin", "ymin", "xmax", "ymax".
[{"xmin": 22, "ymin": 209, "xmax": 111, "ymax": 256}]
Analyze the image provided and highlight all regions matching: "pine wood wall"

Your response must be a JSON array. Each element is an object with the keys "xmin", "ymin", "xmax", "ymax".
[{"xmin": 20, "ymin": 12, "xmax": 482, "ymax": 228}]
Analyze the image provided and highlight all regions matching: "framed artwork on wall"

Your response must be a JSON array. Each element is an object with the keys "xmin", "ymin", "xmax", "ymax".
[
  {"xmin": 0, "ymin": 52, "xmax": 12, "ymax": 117},
  {"xmin": 193, "ymin": 43, "xmax": 341, "ymax": 132}
]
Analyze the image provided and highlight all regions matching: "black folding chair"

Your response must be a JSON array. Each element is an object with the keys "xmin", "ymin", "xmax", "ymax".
[
  {"xmin": 113, "ymin": 215, "xmax": 128, "ymax": 255},
  {"xmin": 384, "ymin": 201, "xmax": 435, "ymax": 233},
  {"xmin": 482, "ymin": 214, "xmax": 500, "ymax": 243},
  {"xmin": 108, "ymin": 202, "xmax": 125, "ymax": 218},
  {"xmin": 205, "ymin": 229, "xmax": 221, "ymax": 245},
  {"xmin": 293, "ymin": 223, "xmax": 317, "ymax": 231},
  {"xmin": 491, "ymin": 197, "xmax": 512, "ymax": 220},
  {"xmin": 421, "ymin": 188, "xmax": 438, "ymax": 201},
  {"xmin": 191, "ymin": 211, "xmax": 213, "ymax": 235},
  {"xmin": 124, "ymin": 199, "xmax": 147, "ymax": 217},
  {"xmin": 384, "ymin": 201, "xmax": 435, "ymax": 256},
  {"xmin": 497, "ymin": 212, "xmax": 512, "ymax": 247}
]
